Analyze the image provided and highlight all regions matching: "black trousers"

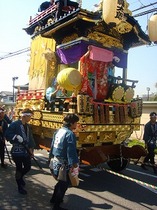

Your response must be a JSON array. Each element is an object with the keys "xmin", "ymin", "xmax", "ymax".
[
  {"xmin": 52, "ymin": 174, "xmax": 70, "ymax": 207},
  {"xmin": 0, "ymin": 140, "xmax": 5, "ymax": 165},
  {"xmin": 144, "ymin": 145, "xmax": 155, "ymax": 164},
  {"xmin": 12, "ymin": 155, "xmax": 31, "ymax": 186}
]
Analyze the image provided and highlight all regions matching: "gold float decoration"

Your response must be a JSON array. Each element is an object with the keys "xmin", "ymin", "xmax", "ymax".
[
  {"xmin": 123, "ymin": 87, "xmax": 134, "ymax": 102},
  {"xmin": 111, "ymin": 86, "xmax": 124, "ymax": 101},
  {"xmin": 87, "ymin": 32, "xmax": 123, "ymax": 49}
]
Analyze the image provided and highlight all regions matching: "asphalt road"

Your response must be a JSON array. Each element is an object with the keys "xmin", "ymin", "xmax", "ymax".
[{"xmin": 0, "ymin": 143, "xmax": 157, "ymax": 210}]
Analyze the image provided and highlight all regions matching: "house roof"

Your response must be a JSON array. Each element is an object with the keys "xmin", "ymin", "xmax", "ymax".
[{"xmin": 0, "ymin": 91, "xmax": 13, "ymax": 96}]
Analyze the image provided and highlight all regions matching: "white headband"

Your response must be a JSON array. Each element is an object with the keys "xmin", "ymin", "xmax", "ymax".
[{"xmin": 21, "ymin": 113, "xmax": 32, "ymax": 117}]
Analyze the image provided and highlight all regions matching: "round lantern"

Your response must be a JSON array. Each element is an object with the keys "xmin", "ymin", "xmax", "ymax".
[
  {"xmin": 148, "ymin": 14, "xmax": 157, "ymax": 42},
  {"xmin": 57, "ymin": 68, "xmax": 82, "ymax": 91}
]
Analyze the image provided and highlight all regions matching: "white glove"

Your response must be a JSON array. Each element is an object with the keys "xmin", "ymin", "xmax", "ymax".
[{"xmin": 16, "ymin": 135, "xmax": 23, "ymax": 143}]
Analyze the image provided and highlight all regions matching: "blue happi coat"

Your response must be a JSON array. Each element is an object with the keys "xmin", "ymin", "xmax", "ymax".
[
  {"xmin": 49, "ymin": 126, "xmax": 79, "ymax": 176},
  {"xmin": 5, "ymin": 120, "xmax": 35, "ymax": 157}
]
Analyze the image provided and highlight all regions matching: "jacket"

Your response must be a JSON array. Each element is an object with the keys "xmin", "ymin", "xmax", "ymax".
[
  {"xmin": 5, "ymin": 120, "xmax": 35, "ymax": 157},
  {"xmin": 143, "ymin": 121, "xmax": 157, "ymax": 144},
  {"xmin": 50, "ymin": 126, "xmax": 79, "ymax": 166}
]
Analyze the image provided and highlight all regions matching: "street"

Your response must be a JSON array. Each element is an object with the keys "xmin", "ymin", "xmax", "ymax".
[{"xmin": 0, "ymin": 143, "xmax": 157, "ymax": 210}]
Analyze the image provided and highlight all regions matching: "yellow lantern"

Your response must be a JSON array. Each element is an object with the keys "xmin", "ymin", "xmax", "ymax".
[
  {"xmin": 148, "ymin": 14, "xmax": 157, "ymax": 42},
  {"xmin": 57, "ymin": 68, "xmax": 82, "ymax": 91}
]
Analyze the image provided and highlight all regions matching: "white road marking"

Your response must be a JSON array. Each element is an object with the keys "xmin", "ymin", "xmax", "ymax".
[
  {"xmin": 138, "ymin": 183, "xmax": 157, "ymax": 194},
  {"xmin": 90, "ymin": 168, "xmax": 102, "ymax": 172},
  {"xmin": 126, "ymin": 168, "xmax": 157, "ymax": 178}
]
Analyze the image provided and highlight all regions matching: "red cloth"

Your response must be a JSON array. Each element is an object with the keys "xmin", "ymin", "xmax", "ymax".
[{"xmin": 80, "ymin": 52, "xmax": 108, "ymax": 100}]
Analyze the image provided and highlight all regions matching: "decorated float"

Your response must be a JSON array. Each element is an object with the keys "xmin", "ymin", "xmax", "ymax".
[{"xmin": 15, "ymin": 0, "xmax": 155, "ymax": 171}]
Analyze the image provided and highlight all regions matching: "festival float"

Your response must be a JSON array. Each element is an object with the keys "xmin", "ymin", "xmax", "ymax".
[{"xmin": 15, "ymin": 0, "xmax": 154, "ymax": 171}]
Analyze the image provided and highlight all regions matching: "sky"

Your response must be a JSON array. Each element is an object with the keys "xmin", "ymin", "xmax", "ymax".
[{"xmin": 0, "ymin": 0, "xmax": 157, "ymax": 97}]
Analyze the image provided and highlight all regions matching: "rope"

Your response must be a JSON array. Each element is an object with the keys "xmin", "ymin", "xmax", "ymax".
[{"xmin": 98, "ymin": 167, "xmax": 157, "ymax": 191}]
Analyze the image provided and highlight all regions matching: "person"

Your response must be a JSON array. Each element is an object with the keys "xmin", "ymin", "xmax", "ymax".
[
  {"xmin": 0, "ymin": 105, "xmax": 12, "ymax": 124},
  {"xmin": 0, "ymin": 107, "xmax": 8, "ymax": 168},
  {"xmin": 38, "ymin": 0, "xmax": 54, "ymax": 12},
  {"xmin": 54, "ymin": 0, "xmax": 79, "ymax": 19},
  {"xmin": 46, "ymin": 79, "xmax": 67, "ymax": 111},
  {"xmin": 8, "ymin": 106, "xmax": 15, "ymax": 122},
  {"xmin": 5, "ymin": 108, "xmax": 36, "ymax": 195},
  {"xmin": 141, "ymin": 112, "xmax": 157, "ymax": 174},
  {"xmin": 49, "ymin": 113, "xmax": 79, "ymax": 210}
]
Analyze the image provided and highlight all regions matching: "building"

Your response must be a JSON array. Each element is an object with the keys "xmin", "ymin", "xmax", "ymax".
[
  {"xmin": 0, "ymin": 91, "xmax": 13, "ymax": 103},
  {"xmin": 131, "ymin": 101, "xmax": 157, "ymax": 140}
]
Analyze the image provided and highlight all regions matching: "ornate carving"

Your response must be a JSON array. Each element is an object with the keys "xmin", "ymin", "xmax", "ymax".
[
  {"xmin": 87, "ymin": 31, "xmax": 123, "ymax": 49},
  {"xmin": 61, "ymin": 33, "xmax": 79, "ymax": 44}
]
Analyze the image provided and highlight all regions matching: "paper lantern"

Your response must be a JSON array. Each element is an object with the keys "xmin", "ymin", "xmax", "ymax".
[
  {"xmin": 102, "ymin": 0, "xmax": 125, "ymax": 25},
  {"xmin": 102, "ymin": 0, "xmax": 132, "ymax": 34},
  {"xmin": 148, "ymin": 14, "xmax": 157, "ymax": 42},
  {"xmin": 57, "ymin": 68, "xmax": 82, "ymax": 91}
]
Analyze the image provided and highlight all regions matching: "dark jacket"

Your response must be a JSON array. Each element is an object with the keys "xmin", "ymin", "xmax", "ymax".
[
  {"xmin": 5, "ymin": 120, "xmax": 35, "ymax": 157},
  {"xmin": 143, "ymin": 121, "xmax": 157, "ymax": 143},
  {"xmin": 0, "ymin": 119, "xmax": 8, "ymax": 141}
]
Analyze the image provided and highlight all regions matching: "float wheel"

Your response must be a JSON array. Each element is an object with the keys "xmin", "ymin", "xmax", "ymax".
[{"xmin": 107, "ymin": 158, "xmax": 129, "ymax": 172}]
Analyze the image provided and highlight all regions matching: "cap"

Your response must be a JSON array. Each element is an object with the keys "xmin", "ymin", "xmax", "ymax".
[{"xmin": 150, "ymin": 112, "xmax": 157, "ymax": 117}]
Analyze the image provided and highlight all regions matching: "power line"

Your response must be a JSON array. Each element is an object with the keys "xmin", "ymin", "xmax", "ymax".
[
  {"xmin": 0, "ymin": 48, "xmax": 30, "ymax": 61},
  {"xmin": 133, "ymin": 7, "xmax": 157, "ymax": 17},
  {"xmin": 132, "ymin": 1, "xmax": 157, "ymax": 12}
]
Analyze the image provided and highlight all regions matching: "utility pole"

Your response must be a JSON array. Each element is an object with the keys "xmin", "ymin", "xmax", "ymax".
[
  {"xmin": 146, "ymin": 87, "xmax": 150, "ymax": 101},
  {"xmin": 12, "ymin": 77, "xmax": 18, "ymax": 102}
]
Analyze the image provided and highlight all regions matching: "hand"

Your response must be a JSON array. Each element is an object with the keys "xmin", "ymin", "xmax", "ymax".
[
  {"xmin": 29, "ymin": 148, "xmax": 34, "ymax": 157},
  {"xmin": 70, "ymin": 166, "xmax": 79, "ymax": 175},
  {"xmin": 0, "ymin": 126, "xmax": 3, "ymax": 132},
  {"xmin": 16, "ymin": 135, "xmax": 23, "ymax": 143},
  {"xmin": 56, "ymin": 85, "xmax": 61, "ymax": 91}
]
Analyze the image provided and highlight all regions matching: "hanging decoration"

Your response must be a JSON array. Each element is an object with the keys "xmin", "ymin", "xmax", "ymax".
[
  {"xmin": 148, "ymin": 14, "xmax": 157, "ymax": 43},
  {"xmin": 57, "ymin": 68, "xmax": 82, "ymax": 91},
  {"xmin": 102, "ymin": 0, "xmax": 132, "ymax": 34}
]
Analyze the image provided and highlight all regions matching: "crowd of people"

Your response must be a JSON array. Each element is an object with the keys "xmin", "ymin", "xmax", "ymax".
[{"xmin": 0, "ymin": 103, "xmax": 157, "ymax": 209}]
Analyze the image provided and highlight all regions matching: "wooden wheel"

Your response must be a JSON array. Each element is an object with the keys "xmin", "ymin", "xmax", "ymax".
[{"xmin": 107, "ymin": 158, "xmax": 129, "ymax": 172}]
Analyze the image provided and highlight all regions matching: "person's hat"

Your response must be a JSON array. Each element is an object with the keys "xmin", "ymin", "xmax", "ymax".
[
  {"xmin": 150, "ymin": 112, "xmax": 157, "ymax": 117},
  {"xmin": 21, "ymin": 108, "xmax": 33, "ymax": 116}
]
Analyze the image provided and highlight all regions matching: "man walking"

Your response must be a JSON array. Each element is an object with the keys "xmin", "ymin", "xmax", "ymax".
[
  {"xmin": 49, "ymin": 113, "xmax": 79, "ymax": 210},
  {"xmin": 141, "ymin": 112, "xmax": 157, "ymax": 174},
  {"xmin": 5, "ymin": 108, "xmax": 35, "ymax": 194}
]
